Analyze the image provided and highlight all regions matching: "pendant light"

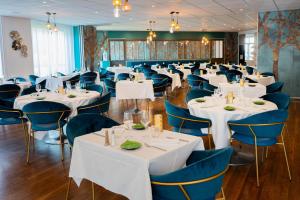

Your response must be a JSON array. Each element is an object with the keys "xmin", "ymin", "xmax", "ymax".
[{"xmin": 112, "ymin": 0, "xmax": 131, "ymax": 18}]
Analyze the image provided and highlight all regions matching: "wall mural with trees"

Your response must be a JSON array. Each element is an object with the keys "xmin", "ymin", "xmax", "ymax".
[{"xmin": 257, "ymin": 9, "xmax": 300, "ymax": 96}]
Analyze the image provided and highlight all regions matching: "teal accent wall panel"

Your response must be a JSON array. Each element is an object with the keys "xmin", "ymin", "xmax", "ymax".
[{"xmin": 73, "ymin": 26, "xmax": 81, "ymax": 71}]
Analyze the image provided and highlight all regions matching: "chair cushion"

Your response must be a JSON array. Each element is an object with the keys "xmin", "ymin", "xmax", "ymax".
[
  {"xmin": 232, "ymin": 132, "xmax": 277, "ymax": 146},
  {"xmin": 31, "ymin": 120, "xmax": 67, "ymax": 131},
  {"xmin": 0, "ymin": 117, "xmax": 28, "ymax": 125},
  {"xmin": 173, "ymin": 127, "xmax": 207, "ymax": 137}
]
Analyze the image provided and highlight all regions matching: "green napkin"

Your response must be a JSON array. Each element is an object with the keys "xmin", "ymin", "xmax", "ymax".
[
  {"xmin": 68, "ymin": 94, "xmax": 76, "ymax": 98},
  {"xmin": 195, "ymin": 98, "xmax": 206, "ymax": 103},
  {"xmin": 132, "ymin": 123, "xmax": 145, "ymax": 130},
  {"xmin": 253, "ymin": 100, "xmax": 265, "ymax": 105},
  {"xmin": 36, "ymin": 97, "xmax": 46, "ymax": 100},
  {"xmin": 224, "ymin": 105, "xmax": 236, "ymax": 111},
  {"xmin": 121, "ymin": 140, "xmax": 142, "ymax": 150}
]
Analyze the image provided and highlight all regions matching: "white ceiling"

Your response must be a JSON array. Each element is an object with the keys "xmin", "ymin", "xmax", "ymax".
[{"xmin": 0, "ymin": 0, "xmax": 299, "ymax": 32}]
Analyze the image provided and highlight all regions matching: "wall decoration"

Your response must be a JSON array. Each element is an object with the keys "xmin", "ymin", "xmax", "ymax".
[
  {"xmin": 224, "ymin": 32, "xmax": 238, "ymax": 64},
  {"xmin": 257, "ymin": 9, "xmax": 300, "ymax": 96},
  {"xmin": 10, "ymin": 30, "xmax": 28, "ymax": 57}
]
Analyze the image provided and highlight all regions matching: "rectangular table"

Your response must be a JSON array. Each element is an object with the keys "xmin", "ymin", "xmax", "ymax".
[
  {"xmin": 69, "ymin": 129, "xmax": 204, "ymax": 200},
  {"xmin": 116, "ymin": 80, "xmax": 155, "ymax": 101}
]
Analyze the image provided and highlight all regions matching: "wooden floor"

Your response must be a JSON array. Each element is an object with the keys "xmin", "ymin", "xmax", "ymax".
[{"xmin": 1, "ymin": 83, "xmax": 299, "ymax": 200}]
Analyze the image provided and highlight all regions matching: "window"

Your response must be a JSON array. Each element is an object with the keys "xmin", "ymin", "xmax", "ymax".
[
  {"xmin": 31, "ymin": 20, "xmax": 74, "ymax": 76},
  {"xmin": 110, "ymin": 40, "xmax": 124, "ymax": 61},
  {"xmin": 211, "ymin": 40, "xmax": 223, "ymax": 58},
  {"xmin": 245, "ymin": 34, "xmax": 255, "ymax": 60}
]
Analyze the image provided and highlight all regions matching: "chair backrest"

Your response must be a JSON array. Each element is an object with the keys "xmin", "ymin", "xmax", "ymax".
[
  {"xmin": 104, "ymin": 79, "xmax": 116, "ymax": 93},
  {"xmin": 80, "ymin": 72, "xmax": 97, "ymax": 83},
  {"xmin": 7, "ymin": 77, "xmax": 27, "ymax": 83},
  {"xmin": 246, "ymin": 66, "xmax": 254, "ymax": 75},
  {"xmin": 66, "ymin": 113, "xmax": 119, "ymax": 146},
  {"xmin": 86, "ymin": 84, "xmax": 103, "ymax": 95},
  {"xmin": 219, "ymin": 65, "xmax": 229, "ymax": 72},
  {"xmin": 23, "ymin": 101, "xmax": 71, "ymax": 125},
  {"xmin": 186, "ymin": 89, "xmax": 213, "ymax": 102},
  {"xmin": 216, "ymin": 71, "xmax": 225, "ymax": 75},
  {"xmin": 267, "ymin": 82, "xmax": 284, "ymax": 93},
  {"xmin": 151, "ymin": 147, "xmax": 233, "ymax": 200},
  {"xmin": 190, "ymin": 66, "xmax": 199, "ymax": 74},
  {"xmin": 77, "ymin": 92, "xmax": 111, "ymax": 115},
  {"xmin": 187, "ymin": 74, "xmax": 204, "ymax": 88},
  {"xmin": 168, "ymin": 65, "xmax": 176, "ymax": 70},
  {"xmin": 261, "ymin": 72, "xmax": 274, "ymax": 77},
  {"xmin": 226, "ymin": 70, "xmax": 243, "ymax": 82},
  {"xmin": 262, "ymin": 93, "xmax": 290, "ymax": 110},
  {"xmin": 117, "ymin": 73, "xmax": 131, "ymax": 81},
  {"xmin": 21, "ymin": 86, "xmax": 37, "ymax": 96},
  {"xmin": 153, "ymin": 79, "xmax": 168, "ymax": 94},
  {"xmin": 203, "ymin": 82, "xmax": 217, "ymax": 92},
  {"xmin": 0, "ymin": 84, "xmax": 21, "ymax": 100},
  {"xmin": 29, "ymin": 75, "xmax": 39, "ymax": 85},
  {"xmin": 151, "ymin": 74, "xmax": 171, "ymax": 85},
  {"xmin": 66, "ymin": 75, "xmax": 80, "ymax": 86},
  {"xmin": 0, "ymin": 100, "xmax": 23, "ymax": 119},
  {"xmin": 228, "ymin": 110, "xmax": 288, "ymax": 139}
]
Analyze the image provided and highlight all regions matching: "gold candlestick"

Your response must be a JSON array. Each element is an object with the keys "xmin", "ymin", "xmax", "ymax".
[{"xmin": 154, "ymin": 114, "xmax": 163, "ymax": 132}]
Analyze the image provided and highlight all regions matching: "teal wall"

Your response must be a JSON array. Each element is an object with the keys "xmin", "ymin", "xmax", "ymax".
[
  {"xmin": 106, "ymin": 31, "xmax": 225, "ymax": 40},
  {"xmin": 73, "ymin": 26, "xmax": 81, "ymax": 70},
  {"xmin": 257, "ymin": 9, "xmax": 300, "ymax": 97}
]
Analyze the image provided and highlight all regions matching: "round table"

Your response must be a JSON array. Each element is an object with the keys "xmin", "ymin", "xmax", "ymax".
[
  {"xmin": 219, "ymin": 82, "xmax": 266, "ymax": 98},
  {"xmin": 107, "ymin": 67, "xmax": 133, "ymax": 81},
  {"xmin": 36, "ymin": 73, "xmax": 80, "ymax": 91},
  {"xmin": 188, "ymin": 96, "xmax": 277, "ymax": 149},
  {"xmin": 246, "ymin": 75, "xmax": 275, "ymax": 86},
  {"xmin": 201, "ymin": 74, "xmax": 227, "ymax": 87}
]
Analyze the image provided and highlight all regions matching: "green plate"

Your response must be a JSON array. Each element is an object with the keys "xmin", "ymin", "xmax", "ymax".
[
  {"xmin": 224, "ymin": 106, "xmax": 236, "ymax": 111},
  {"xmin": 132, "ymin": 123, "xmax": 145, "ymax": 130},
  {"xmin": 68, "ymin": 94, "xmax": 77, "ymax": 98},
  {"xmin": 253, "ymin": 100, "xmax": 265, "ymax": 105},
  {"xmin": 138, "ymin": 81, "xmax": 144, "ymax": 83},
  {"xmin": 36, "ymin": 97, "xmax": 46, "ymax": 100},
  {"xmin": 248, "ymin": 84, "xmax": 256, "ymax": 87},
  {"xmin": 121, "ymin": 140, "xmax": 142, "ymax": 150},
  {"xmin": 195, "ymin": 98, "xmax": 206, "ymax": 103}
]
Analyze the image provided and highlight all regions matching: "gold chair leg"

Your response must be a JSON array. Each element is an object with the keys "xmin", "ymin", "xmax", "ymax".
[
  {"xmin": 281, "ymin": 133, "xmax": 292, "ymax": 181},
  {"xmin": 265, "ymin": 146, "xmax": 269, "ymax": 159},
  {"xmin": 22, "ymin": 122, "xmax": 28, "ymax": 150},
  {"xmin": 31, "ymin": 130, "xmax": 35, "ymax": 148},
  {"xmin": 91, "ymin": 182, "xmax": 95, "ymax": 200},
  {"xmin": 208, "ymin": 134, "xmax": 212, "ymax": 149},
  {"xmin": 66, "ymin": 178, "xmax": 71, "ymax": 200},
  {"xmin": 59, "ymin": 128, "xmax": 64, "ymax": 161},
  {"xmin": 254, "ymin": 143, "xmax": 260, "ymax": 187},
  {"xmin": 221, "ymin": 187, "xmax": 226, "ymax": 200},
  {"xmin": 26, "ymin": 129, "xmax": 31, "ymax": 164}
]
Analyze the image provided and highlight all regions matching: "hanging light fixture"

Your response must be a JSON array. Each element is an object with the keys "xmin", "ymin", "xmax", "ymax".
[
  {"xmin": 146, "ymin": 20, "xmax": 157, "ymax": 44},
  {"xmin": 46, "ymin": 12, "xmax": 52, "ymax": 30},
  {"xmin": 201, "ymin": 36, "xmax": 209, "ymax": 45},
  {"xmin": 175, "ymin": 12, "xmax": 180, "ymax": 31},
  {"xmin": 45, "ymin": 12, "xmax": 59, "ymax": 32},
  {"xmin": 169, "ymin": 11, "xmax": 180, "ymax": 33},
  {"xmin": 112, "ymin": 0, "xmax": 131, "ymax": 18},
  {"xmin": 52, "ymin": 13, "xmax": 58, "ymax": 32}
]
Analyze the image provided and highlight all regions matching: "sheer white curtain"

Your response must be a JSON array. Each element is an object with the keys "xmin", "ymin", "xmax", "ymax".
[
  {"xmin": 31, "ymin": 20, "xmax": 74, "ymax": 77},
  {"xmin": 0, "ymin": 16, "xmax": 4, "ymax": 78}
]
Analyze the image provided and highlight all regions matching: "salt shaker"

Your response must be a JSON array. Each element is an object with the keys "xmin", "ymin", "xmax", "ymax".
[
  {"xmin": 110, "ymin": 129, "xmax": 116, "ymax": 146},
  {"xmin": 104, "ymin": 129, "xmax": 110, "ymax": 146}
]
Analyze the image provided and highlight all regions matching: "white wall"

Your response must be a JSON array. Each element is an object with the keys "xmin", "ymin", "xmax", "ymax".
[{"xmin": 1, "ymin": 16, "xmax": 34, "ymax": 79}]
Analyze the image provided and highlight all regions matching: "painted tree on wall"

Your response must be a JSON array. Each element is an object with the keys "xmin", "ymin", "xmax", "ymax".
[
  {"xmin": 224, "ymin": 32, "xmax": 238, "ymax": 64},
  {"xmin": 258, "ymin": 10, "xmax": 300, "ymax": 80},
  {"xmin": 83, "ymin": 26, "xmax": 98, "ymax": 71}
]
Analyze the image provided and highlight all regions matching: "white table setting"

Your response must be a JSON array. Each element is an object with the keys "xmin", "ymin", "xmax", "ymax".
[
  {"xmin": 116, "ymin": 80, "xmax": 155, "ymax": 101},
  {"xmin": 107, "ymin": 66, "xmax": 133, "ymax": 81},
  {"xmin": 176, "ymin": 66, "xmax": 192, "ymax": 80},
  {"xmin": 36, "ymin": 73, "xmax": 80, "ymax": 91},
  {"xmin": 188, "ymin": 95, "xmax": 277, "ymax": 149},
  {"xmin": 200, "ymin": 73, "xmax": 228, "ymax": 87},
  {"xmin": 218, "ymin": 82, "xmax": 266, "ymax": 98},
  {"xmin": 69, "ymin": 126, "xmax": 204, "ymax": 200},
  {"xmin": 246, "ymin": 74, "xmax": 275, "ymax": 86}
]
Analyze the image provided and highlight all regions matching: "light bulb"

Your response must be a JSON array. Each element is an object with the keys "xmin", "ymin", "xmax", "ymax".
[
  {"xmin": 175, "ymin": 24, "xmax": 180, "ymax": 31},
  {"xmin": 169, "ymin": 27, "xmax": 174, "ymax": 33},
  {"xmin": 122, "ymin": 0, "xmax": 131, "ymax": 12},
  {"xmin": 46, "ymin": 22, "xmax": 52, "ymax": 30},
  {"xmin": 53, "ymin": 25, "xmax": 58, "ymax": 32},
  {"xmin": 114, "ymin": 7, "xmax": 120, "ymax": 17},
  {"xmin": 153, "ymin": 32, "xmax": 156, "ymax": 38}
]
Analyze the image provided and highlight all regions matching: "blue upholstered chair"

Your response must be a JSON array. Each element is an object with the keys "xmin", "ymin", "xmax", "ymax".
[
  {"xmin": 266, "ymin": 82, "xmax": 284, "ymax": 93},
  {"xmin": 151, "ymin": 74, "xmax": 172, "ymax": 85},
  {"xmin": 165, "ymin": 100, "xmax": 212, "ymax": 148},
  {"xmin": 144, "ymin": 69, "xmax": 158, "ymax": 80},
  {"xmin": 117, "ymin": 73, "xmax": 131, "ymax": 81},
  {"xmin": 261, "ymin": 72, "xmax": 274, "ymax": 77},
  {"xmin": 64, "ymin": 75, "xmax": 80, "ymax": 87},
  {"xmin": 80, "ymin": 72, "xmax": 97, "ymax": 85},
  {"xmin": 193, "ymin": 69, "xmax": 207, "ymax": 75},
  {"xmin": 0, "ymin": 84, "xmax": 21, "ymax": 104},
  {"xmin": 228, "ymin": 110, "xmax": 291, "ymax": 186},
  {"xmin": 23, "ymin": 101, "xmax": 71, "ymax": 163},
  {"xmin": 186, "ymin": 89, "xmax": 213, "ymax": 103},
  {"xmin": 99, "ymin": 68, "xmax": 109, "ymax": 79},
  {"xmin": 0, "ymin": 99, "xmax": 28, "ymax": 149},
  {"xmin": 246, "ymin": 66, "xmax": 254, "ymax": 75},
  {"xmin": 153, "ymin": 79, "xmax": 169, "ymax": 98},
  {"xmin": 168, "ymin": 64, "xmax": 176, "ymax": 70},
  {"xmin": 104, "ymin": 79, "xmax": 116, "ymax": 97},
  {"xmin": 245, "ymin": 77, "xmax": 257, "ymax": 83},
  {"xmin": 187, "ymin": 74, "xmax": 206, "ymax": 89},
  {"xmin": 57, "ymin": 72, "xmax": 66, "ymax": 77},
  {"xmin": 203, "ymin": 82, "xmax": 217, "ymax": 92},
  {"xmin": 6, "ymin": 77, "xmax": 27, "ymax": 83},
  {"xmin": 86, "ymin": 84, "xmax": 103, "ymax": 96},
  {"xmin": 21, "ymin": 86, "xmax": 37, "ymax": 96},
  {"xmin": 262, "ymin": 93, "xmax": 290, "ymax": 110},
  {"xmin": 232, "ymin": 65, "xmax": 239, "ymax": 70},
  {"xmin": 151, "ymin": 147, "xmax": 233, "ymax": 200},
  {"xmin": 219, "ymin": 65, "xmax": 229, "ymax": 72},
  {"xmin": 133, "ymin": 67, "xmax": 143, "ymax": 73},
  {"xmin": 190, "ymin": 66, "xmax": 199, "ymax": 74},
  {"xmin": 65, "ymin": 113, "xmax": 120, "ymax": 199},
  {"xmin": 29, "ymin": 75, "xmax": 39, "ymax": 85},
  {"xmin": 216, "ymin": 71, "xmax": 226, "ymax": 75},
  {"xmin": 226, "ymin": 70, "xmax": 243, "ymax": 82},
  {"xmin": 77, "ymin": 93, "xmax": 111, "ymax": 115}
]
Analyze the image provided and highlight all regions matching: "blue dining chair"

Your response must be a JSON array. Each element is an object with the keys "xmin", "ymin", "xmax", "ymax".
[
  {"xmin": 168, "ymin": 64, "xmax": 176, "ymax": 70},
  {"xmin": 216, "ymin": 71, "xmax": 226, "ymax": 75},
  {"xmin": 29, "ymin": 75, "xmax": 39, "ymax": 85},
  {"xmin": 245, "ymin": 77, "xmax": 257, "ymax": 83},
  {"xmin": 151, "ymin": 74, "xmax": 172, "ymax": 85},
  {"xmin": 190, "ymin": 66, "xmax": 199, "ymax": 74},
  {"xmin": 86, "ymin": 84, "xmax": 103, "ymax": 96},
  {"xmin": 261, "ymin": 72, "xmax": 274, "ymax": 77},
  {"xmin": 0, "ymin": 99, "xmax": 28, "ymax": 149},
  {"xmin": 193, "ymin": 69, "xmax": 207, "ymax": 75},
  {"xmin": 65, "ymin": 113, "xmax": 120, "ymax": 200},
  {"xmin": 21, "ymin": 86, "xmax": 37, "ymax": 96},
  {"xmin": 23, "ymin": 101, "xmax": 71, "ymax": 163},
  {"xmin": 262, "ymin": 93, "xmax": 290, "ymax": 110},
  {"xmin": 144, "ymin": 69, "xmax": 158, "ymax": 80},
  {"xmin": 134, "ymin": 67, "xmax": 143, "ymax": 73},
  {"xmin": 246, "ymin": 66, "xmax": 254, "ymax": 75},
  {"xmin": 80, "ymin": 72, "xmax": 97, "ymax": 85},
  {"xmin": 266, "ymin": 82, "xmax": 284, "ymax": 93},
  {"xmin": 232, "ymin": 65, "xmax": 239, "ymax": 70},
  {"xmin": 169, "ymin": 69, "xmax": 184, "ymax": 80},
  {"xmin": 64, "ymin": 74, "xmax": 80, "ymax": 87},
  {"xmin": 117, "ymin": 73, "xmax": 132, "ymax": 81},
  {"xmin": 187, "ymin": 75, "xmax": 206, "ymax": 89},
  {"xmin": 151, "ymin": 147, "xmax": 233, "ymax": 200},
  {"xmin": 228, "ymin": 110, "xmax": 291, "ymax": 186},
  {"xmin": 226, "ymin": 70, "xmax": 243, "ymax": 82},
  {"xmin": 165, "ymin": 100, "xmax": 213, "ymax": 148},
  {"xmin": 219, "ymin": 65, "xmax": 229, "ymax": 73},
  {"xmin": 104, "ymin": 79, "xmax": 116, "ymax": 97},
  {"xmin": 186, "ymin": 89, "xmax": 213, "ymax": 103},
  {"xmin": 77, "ymin": 93, "xmax": 111, "ymax": 115},
  {"xmin": 153, "ymin": 79, "xmax": 169, "ymax": 98},
  {"xmin": 6, "ymin": 77, "xmax": 27, "ymax": 83},
  {"xmin": 0, "ymin": 84, "xmax": 21, "ymax": 104},
  {"xmin": 203, "ymin": 82, "xmax": 217, "ymax": 92}
]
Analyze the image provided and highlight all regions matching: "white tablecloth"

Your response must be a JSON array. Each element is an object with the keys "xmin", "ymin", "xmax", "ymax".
[
  {"xmin": 188, "ymin": 96, "xmax": 277, "ymax": 149},
  {"xmin": 246, "ymin": 75, "xmax": 275, "ymax": 86},
  {"xmin": 219, "ymin": 83, "xmax": 266, "ymax": 98},
  {"xmin": 14, "ymin": 90, "xmax": 100, "ymax": 117},
  {"xmin": 69, "ymin": 129, "xmax": 204, "ymax": 200},
  {"xmin": 36, "ymin": 74, "xmax": 80, "ymax": 91},
  {"xmin": 201, "ymin": 74, "xmax": 227, "ymax": 87},
  {"xmin": 107, "ymin": 67, "xmax": 133, "ymax": 81},
  {"xmin": 116, "ymin": 80, "xmax": 155, "ymax": 101}
]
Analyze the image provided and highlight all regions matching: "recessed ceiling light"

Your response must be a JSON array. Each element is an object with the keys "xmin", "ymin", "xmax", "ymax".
[
  {"xmin": 42, "ymin": 1, "xmax": 47, "ymax": 4},
  {"xmin": 223, "ymin": 23, "xmax": 226, "ymax": 26},
  {"xmin": 152, "ymin": 5, "xmax": 155, "ymax": 8},
  {"xmin": 239, "ymin": 8, "xmax": 244, "ymax": 11},
  {"xmin": 129, "ymin": 18, "xmax": 133, "ymax": 20},
  {"xmin": 95, "ymin": 11, "xmax": 99, "ymax": 14}
]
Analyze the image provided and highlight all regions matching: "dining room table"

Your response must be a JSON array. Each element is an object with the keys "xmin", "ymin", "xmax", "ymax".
[
  {"xmin": 246, "ymin": 74, "xmax": 275, "ymax": 86},
  {"xmin": 188, "ymin": 95, "xmax": 277, "ymax": 149},
  {"xmin": 152, "ymin": 68, "xmax": 181, "ymax": 90},
  {"xmin": 116, "ymin": 80, "xmax": 155, "ymax": 101},
  {"xmin": 200, "ymin": 74, "xmax": 228, "ymax": 87},
  {"xmin": 69, "ymin": 127, "xmax": 204, "ymax": 200},
  {"xmin": 107, "ymin": 66, "xmax": 133, "ymax": 81},
  {"xmin": 218, "ymin": 82, "xmax": 266, "ymax": 98},
  {"xmin": 36, "ymin": 73, "xmax": 80, "ymax": 91}
]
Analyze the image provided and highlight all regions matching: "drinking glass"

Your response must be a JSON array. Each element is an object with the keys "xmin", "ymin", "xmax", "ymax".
[
  {"xmin": 236, "ymin": 75, "xmax": 240, "ymax": 83},
  {"xmin": 35, "ymin": 84, "xmax": 41, "ymax": 93},
  {"xmin": 141, "ymin": 111, "xmax": 151, "ymax": 129},
  {"xmin": 66, "ymin": 81, "xmax": 72, "ymax": 90},
  {"xmin": 123, "ymin": 111, "xmax": 133, "ymax": 130},
  {"xmin": 129, "ymin": 74, "xmax": 133, "ymax": 81},
  {"xmin": 75, "ymin": 83, "xmax": 80, "ymax": 91}
]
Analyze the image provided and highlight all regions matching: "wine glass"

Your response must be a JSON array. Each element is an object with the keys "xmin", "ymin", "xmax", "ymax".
[
  {"xmin": 129, "ymin": 74, "xmax": 133, "ymax": 81},
  {"xmin": 236, "ymin": 75, "xmax": 240, "ymax": 83},
  {"xmin": 123, "ymin": 111, "xmax": 133, "ymax": 130},
  {"xmin": 141, "ymin": 111, "xmax": 151, "ymax": 128},
  {"xmin": 35, "ymin": 84, "xmax": 41, "ymax": 95}
]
